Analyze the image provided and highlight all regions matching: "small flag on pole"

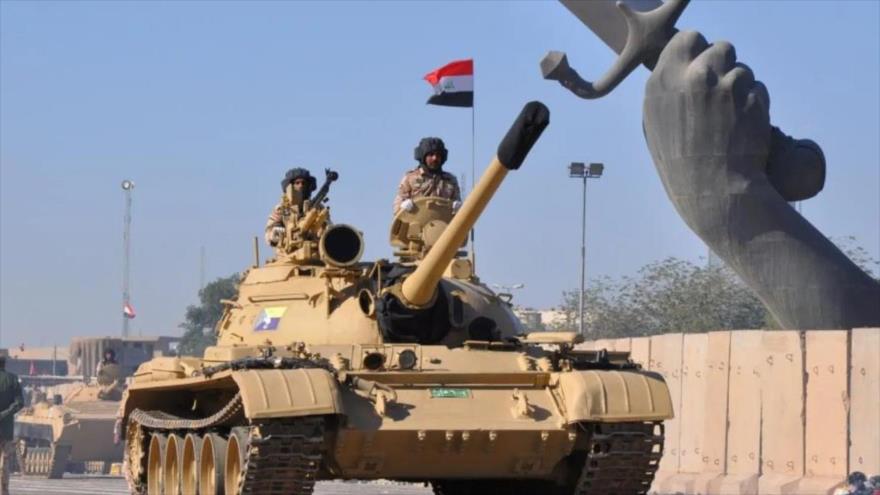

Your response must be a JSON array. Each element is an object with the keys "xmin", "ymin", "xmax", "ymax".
[
  {"xmin": 424, "ymin": 59, "xmax": 473, "ymax": 107},
  {"xmin": 123, "ymin": 302, "xmax": 137, "ymax": 319}
]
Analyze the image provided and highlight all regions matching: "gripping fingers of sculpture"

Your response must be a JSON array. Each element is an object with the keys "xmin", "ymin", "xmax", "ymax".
[{"xmin": 644, "ymin": 30, "xmax": 773, "ymax": 184}]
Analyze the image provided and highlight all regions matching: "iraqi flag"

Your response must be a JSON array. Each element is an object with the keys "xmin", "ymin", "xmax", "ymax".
[
  {"xmin": 424, "ymin": 59, "xmax": 473, "ymax": 107},
  {"xmin": 123, "ymin": 302, "xmax": 136, "ymax": 319}
]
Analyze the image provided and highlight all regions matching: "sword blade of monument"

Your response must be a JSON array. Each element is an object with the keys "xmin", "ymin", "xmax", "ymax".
[
  {"xmin": 543, "ymin": 0, "xmax": 688, "ymax": 98},
  {"xmin": 560, "ymin": 0, "xmax": 662, "ymax": 56}
]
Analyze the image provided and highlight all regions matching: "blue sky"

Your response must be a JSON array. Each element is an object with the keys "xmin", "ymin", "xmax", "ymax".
[{"xmin": 1, "ymin": 1, "xmax": 878, "ymax": 347}]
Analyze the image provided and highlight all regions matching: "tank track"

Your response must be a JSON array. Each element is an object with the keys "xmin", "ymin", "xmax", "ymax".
[
  {"xmin": 235, "ymin": 418, "xmax": 325, "ymax": 495},
  {"xmin": 16, "ymin": 442, "xmax": 70, "ymax": 479},
  {"xmin": 432, "ymin": 421, "xmax": 664, "ymax": 495},
  {"xmin": 125, "ymin": 393, "xmax": 325, "ymax": 495},
  {"xmin": 572, "ymin": 421, "xmax": 664, "ymax": 495}
]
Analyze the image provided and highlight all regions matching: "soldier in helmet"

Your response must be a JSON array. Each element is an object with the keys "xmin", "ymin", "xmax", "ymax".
[
  {"xmin": 265, "ymin": 168, "xmax": 318, "ymax": 248},
  {"xmin": 96, "ymin": 348, "xmax": 118, "ymax": 375},
  {"xmin": 393, "ymin": 137, "xmax": 461, "ymax": 214},
  {"xmin": 0, "ymin": 353, "xmax": 24, "ymax": 494}
]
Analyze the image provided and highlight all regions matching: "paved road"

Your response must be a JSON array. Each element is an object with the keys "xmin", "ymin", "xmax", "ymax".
[{"xmin": 10, "ymin": 475, "xmax": 434, "ymax": 495}]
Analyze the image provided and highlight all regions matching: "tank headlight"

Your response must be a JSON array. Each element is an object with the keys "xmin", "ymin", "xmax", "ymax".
[
  {"xmin": 397, "ymin": 350, "xmax": 418, "ymax": 370},
  {"xmin": 363, "ymin": 352, "xmax": 386, "ymax": 371}
]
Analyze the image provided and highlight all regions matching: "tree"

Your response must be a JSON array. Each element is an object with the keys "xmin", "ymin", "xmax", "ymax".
[
  {"xmin": 178, "ymin": 274, "xmax": 240, "ymax": 356},
  {"xmin": 832, "ymin": 236, "xmax": 879, "ymax": 280},
  {"xmin": 554, "ymin": 258, "xmax": 768, "ymax": 337}
]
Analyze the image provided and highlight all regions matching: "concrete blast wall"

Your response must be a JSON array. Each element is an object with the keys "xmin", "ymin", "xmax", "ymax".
[{"xmin": 580, "ymin": 328, "xmax": 880, "ymax": 495}]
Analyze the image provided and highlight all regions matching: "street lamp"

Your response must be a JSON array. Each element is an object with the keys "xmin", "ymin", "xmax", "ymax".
[
  {"xmin": 568, "ymin": 162, "xmax": 604, "ymax": 336},
  {"xmin": 121, "ymin": 179, "xmax": 135, "ymax": 338}
]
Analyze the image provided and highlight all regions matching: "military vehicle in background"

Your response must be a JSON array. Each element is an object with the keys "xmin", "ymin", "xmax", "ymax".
[
  {"xmin": 118, "ymin": 102, "xmax": 672, "ymax": 495},
  {"xmin": 15, "ymin": 362, "xmax": 125, "ymax": 477},
  {"xmin": 14, "ymin": 336, "xmax": 180, "ymax": 478}
]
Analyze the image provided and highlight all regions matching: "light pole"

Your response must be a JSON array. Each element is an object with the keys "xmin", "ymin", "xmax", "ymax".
[
  {"xmin": 568, "ymin": 162, "xmax": 604, "ymax": 336},
  {"xmin": 121, "ymin": 179, "xmax": 135, "ymax": 338}
]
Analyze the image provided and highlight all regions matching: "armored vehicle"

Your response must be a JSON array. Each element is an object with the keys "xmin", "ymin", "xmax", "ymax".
[
  {"xmin": 15, "ymin": 363, "xmax": 125, "ymax": 477},
  {"xmin": 119, "ymin": 102, "xmax": 673, "ymax": 495}
]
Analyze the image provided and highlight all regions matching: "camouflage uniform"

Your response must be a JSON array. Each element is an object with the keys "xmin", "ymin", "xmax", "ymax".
[
  {"xmin": 393, "ymin": 167, "xmax": 461, "ymax": 213},
  {"xmin": 0, "ymin": 365, "xmax": 24, "ymax": 495},
  {"xmin": 264, "ymin": 202, "xmax": 287, "ymax": 246}
]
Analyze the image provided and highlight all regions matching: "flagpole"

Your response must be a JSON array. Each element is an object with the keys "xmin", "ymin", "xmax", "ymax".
[{"xmin": 469, "ymin": 66, "xmax": 476, "ymax": 271}]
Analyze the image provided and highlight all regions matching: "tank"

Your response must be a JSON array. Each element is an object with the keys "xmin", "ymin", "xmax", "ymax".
[
  {"xmin": 14, "ymin": 362, "xmax": 125, "ymax": 478},
  {"xmin": 118, "ymin": 102, "xmax": 673, "ymax": 495}
]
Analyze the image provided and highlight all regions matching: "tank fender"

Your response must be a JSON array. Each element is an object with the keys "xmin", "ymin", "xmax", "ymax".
[
  {"xmin": 132, "ymin": 356, "xmax": 202, "ymax": 383},
  {"xmin": 231, "ymin": 368, "xmax": 344, "ymax": 420},
  {"xmin": 551, "ymin": 370, "xmax": 674, "ymax": 423}
]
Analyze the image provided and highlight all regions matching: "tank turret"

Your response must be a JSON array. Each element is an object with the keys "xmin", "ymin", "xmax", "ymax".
[
  {"xmin": 395, "ymin": 101, "xmax": 549, "ymax": 308},
  {"xmin": 214, "ymin": 102, "xmax": 549, "ymax": 348}
]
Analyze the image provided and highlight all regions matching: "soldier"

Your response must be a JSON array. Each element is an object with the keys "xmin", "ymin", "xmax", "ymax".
[
  {"xmin": 96, "ymin": 348, "xmax": 117, "ymax": 375},
  {"xmin": 265, "ymin": 168, "xmax": 317, "ymax": 247},
  {"xmin": 0, "ymin": 353, "xmax": 24, "ymax": 495},
  {"xmin": 393, "ymin": 137, "xmax": 461, "ymax": 214}
]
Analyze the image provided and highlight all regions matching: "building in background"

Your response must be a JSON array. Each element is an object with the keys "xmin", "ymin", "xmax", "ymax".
[
  {"xmin": 513, "ymin": 307, "xmax": 572, "ymax": 332},
  {"xmin": 68, "ymin": 336, "xmax": 180, "ymax": 378},
  {"xmin": 5, "ymin": 346, "xmax": 69, "ymax": 376}
]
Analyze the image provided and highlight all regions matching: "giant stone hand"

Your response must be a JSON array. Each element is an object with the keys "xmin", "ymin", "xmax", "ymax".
[{"xmin": 642, "ymin": 31, "xmax": 880, "ymax": 329}]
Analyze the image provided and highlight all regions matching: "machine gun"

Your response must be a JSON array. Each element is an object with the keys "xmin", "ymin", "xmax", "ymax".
[{"xmin": 308, "ymin": 168, "xmax": 339, "ymax": 211}]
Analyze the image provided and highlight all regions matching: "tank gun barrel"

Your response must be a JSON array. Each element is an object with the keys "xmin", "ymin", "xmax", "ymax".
[{"xmin": 400, "ymin": 101, "xmax": 550, "ymax": 307}]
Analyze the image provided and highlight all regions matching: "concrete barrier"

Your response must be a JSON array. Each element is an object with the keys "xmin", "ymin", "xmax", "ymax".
[
  {"xmin": 651, "ymin": 332, "xmax": 684, "ymax": 488},
  {"xmin": 797, "ymin": 331, "xmax": 848, "ymax": 495},
  {"xmin": 582, "ymin": 328, "xmax": 879, "ymax": 495},
  {"xmin": 662, "ymin": 333, "xmax": 709, "ymax": 494},
  {"xmin": 850, "ymin": 328, "xmax": 880, "ymax": 477},
  {"xmin": 630, "ymin": 336, "xmax": 652, "ymax": 368},
  {"xmin": 758, "ymin": 331, "xmax": 804, "ymax": 495},
  {"xmin": 697, "ymin": 331, "xmax": 732, "ymax": 493}
]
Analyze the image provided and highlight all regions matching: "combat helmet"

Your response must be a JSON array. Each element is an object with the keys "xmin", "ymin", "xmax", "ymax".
[{"xmin": 414, "ymin": 137, "xmax": 448, "ymax": 167}]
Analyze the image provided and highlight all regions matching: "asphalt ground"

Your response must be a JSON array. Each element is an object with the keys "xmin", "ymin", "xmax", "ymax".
[{"xmin": 9, "ymin": 474, "xmax": 434, "ymax": 495}]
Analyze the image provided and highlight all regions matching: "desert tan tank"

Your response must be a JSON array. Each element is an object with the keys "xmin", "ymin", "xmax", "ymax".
[
  {"xmin": 119, "ymin": 102, "xmax": 673, "ymax": 495},
  {"xmin": 15, "ymin": 362, "xmax": 125, "ymax": 478}
]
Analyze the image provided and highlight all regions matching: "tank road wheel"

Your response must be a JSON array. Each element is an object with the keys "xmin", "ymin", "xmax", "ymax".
[
  {"xmin": 198, "ymin": 433, "xmax": 227, "ymax": 495},
  {"xmin": 164, "ymin": 434, "xmax": 184, "ymax": 495},
  {"xmin": 224, "ymin": 428, "xmax": 249, "ymax": 495},
  {"xmin": 181, "ymin": 433, "xmax": 203, "ymax": 495},
  {"xmin": 147, "ymin": 433, "xmax": 168, "ymax": 495},
  {"xmin": 125, "ymin": 420, "xmax": 149, "ymax": 494},
  {"xmin": 39, "ymin": 448, "xmax": 51, "ymax": 475},
  {"xmin": 20, "ymin": 445, "xmax": 52, "ymax": 476}
]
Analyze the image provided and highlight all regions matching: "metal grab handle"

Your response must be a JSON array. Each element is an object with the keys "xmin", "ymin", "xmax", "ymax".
[{"xmin": 541, "ymin": 0, "xmax": 689, "ymax": 99}]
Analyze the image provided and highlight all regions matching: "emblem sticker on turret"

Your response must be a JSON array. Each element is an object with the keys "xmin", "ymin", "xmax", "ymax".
[{"xmin": 253, "ymin": 307, "xmax": 286, "ymax": 331}]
